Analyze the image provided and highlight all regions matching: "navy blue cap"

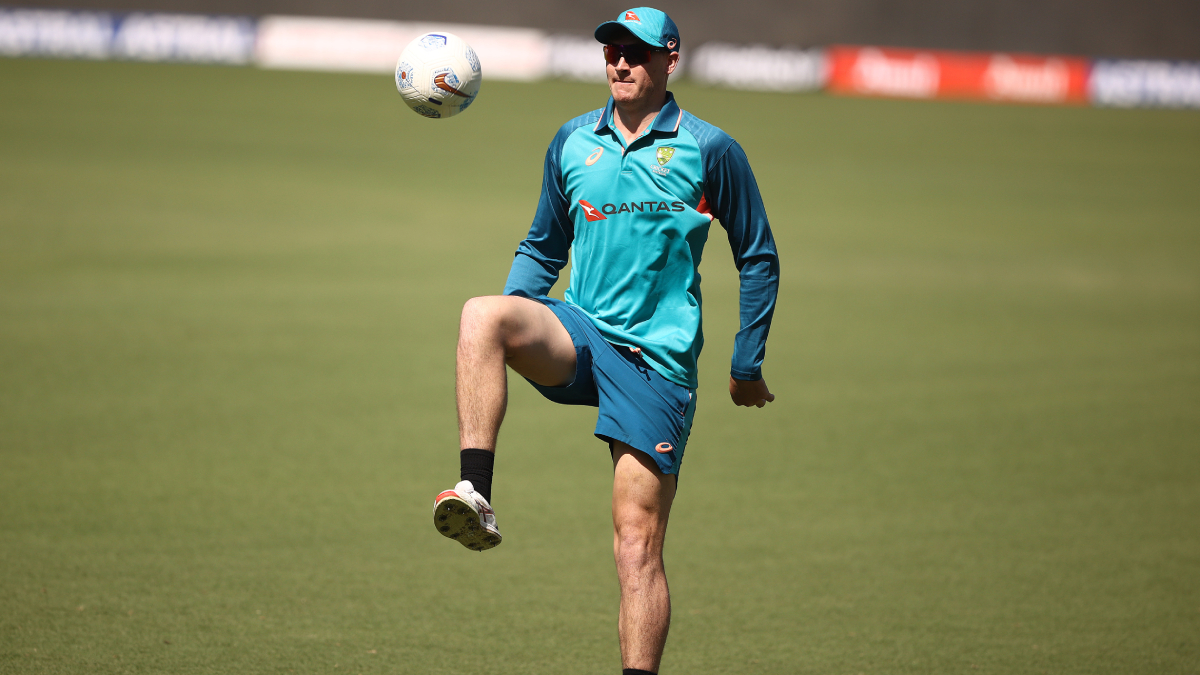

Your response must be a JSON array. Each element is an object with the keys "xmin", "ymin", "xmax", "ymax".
[{"xmin": 594, "ymin": 7, "xmax": 680, "ymax": 52}]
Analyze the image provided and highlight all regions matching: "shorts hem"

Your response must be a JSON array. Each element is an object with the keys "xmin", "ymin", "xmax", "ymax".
[{"xmin": 595, "ymin": 432, "xmax": 681, "ymax": 476}]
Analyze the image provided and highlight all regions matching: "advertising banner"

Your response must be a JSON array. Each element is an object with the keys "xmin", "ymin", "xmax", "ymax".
[
  {"xmin": 1, "ymin": 8, "xmax": 114, "ymax": 58},
  {"xmin": 0, "ymin": 7, "xmax": 254, "ymax": 63},
  {"xmin": 1090, "ymin": 60, "xmax": 1200, "ymax": 108},
  {"xmin": 828, "ymin": 45, "xmax": 1090, "ymax": 105},
  {"xmin": 546, "ymin": 34, "xmax": 607, "ymax": 82},
  {"xmin": 254, "ymin": 16, "xmax": 549, "ymax": 81},
  {"xmin": 690, "ymin": 43, "xmax": 826, "ymax": 92},
  {"xmin": 112, "ymin": 13, "xmax": 255, "ymax": 64},
  {"xmin": 10, "ymin": 6, "xmax": 1200, "ymax": 112}
]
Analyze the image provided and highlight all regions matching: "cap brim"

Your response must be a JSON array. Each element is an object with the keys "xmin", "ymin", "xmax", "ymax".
[{"xmin": 594, "ymin": 20, "xmax": 664, "ymax": 48}]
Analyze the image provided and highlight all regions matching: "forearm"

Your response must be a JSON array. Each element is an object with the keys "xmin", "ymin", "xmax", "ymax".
[
  {"xmin": 503, "ymin": 249, "xmax": 559, "ymax": 298},
  {"xmin": 730, "ymin": 259, "xmax": 778, "ymax": 380}
]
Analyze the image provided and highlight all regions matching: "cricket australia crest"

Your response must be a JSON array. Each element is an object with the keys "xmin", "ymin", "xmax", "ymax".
[{"xmin": 656, "ymin": 147, "xmax": 675, "ymax": 166}]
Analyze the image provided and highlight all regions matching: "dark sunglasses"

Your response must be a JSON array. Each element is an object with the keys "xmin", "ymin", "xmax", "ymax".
[{"xmin": 603, "ymin": 43, "xmax": 669, "ymax": 66}]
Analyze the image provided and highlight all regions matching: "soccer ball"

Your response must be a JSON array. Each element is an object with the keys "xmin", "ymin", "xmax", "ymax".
[{"xmin": 395, "ymin": 32, "xmax": 482, "ymax": 119}]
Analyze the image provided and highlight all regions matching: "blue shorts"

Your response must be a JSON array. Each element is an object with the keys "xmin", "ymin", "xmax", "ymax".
[{"xmin": 524, "ymin": 297, "xmax": 697, "ymax": 476}]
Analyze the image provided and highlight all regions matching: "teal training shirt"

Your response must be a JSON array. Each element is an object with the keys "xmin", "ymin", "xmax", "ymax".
[{"xmin": 503, "ymin": 92, "xmax": 780, "ymax": 390}]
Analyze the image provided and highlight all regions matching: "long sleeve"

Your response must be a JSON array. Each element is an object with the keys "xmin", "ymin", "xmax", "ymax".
[
  {"xmin": 705, "ymin": 141, "xmax": 780, "ymax": 381},
  {"xmin": 502, "ymin": 123, "xmax": 578, "ymax": 298}
]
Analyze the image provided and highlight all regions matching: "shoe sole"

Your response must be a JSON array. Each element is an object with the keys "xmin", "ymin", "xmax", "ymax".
[{"xmin": 433, "ymin": 495, "xmax": 502, "ymax": 551}]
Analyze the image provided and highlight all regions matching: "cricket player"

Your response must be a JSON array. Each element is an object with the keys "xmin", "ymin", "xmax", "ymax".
[{"xmin": 433, "ymin": 8, "xmax": 779, "ymax": 674}]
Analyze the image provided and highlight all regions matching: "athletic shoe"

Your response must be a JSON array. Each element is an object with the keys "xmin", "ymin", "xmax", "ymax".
[{"xmin": 433, "ymin": 480, "xmax": 502, "ymax": 551}]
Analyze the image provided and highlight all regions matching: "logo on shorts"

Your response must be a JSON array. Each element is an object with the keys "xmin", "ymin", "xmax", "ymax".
[
  {"xmin": 625, "ymin": 10, "xmax": 641, "ymax": 22},
  {"xmin": 655, "ymin": 442, "xmax": 673, "ymax": 454},
  {"xmin": 579, "ymin": 199, "xmax": 607, "ymax": 221},
  {"xmin": 585, "ymin": 147, "xmax": 604, "ymax": 166}
]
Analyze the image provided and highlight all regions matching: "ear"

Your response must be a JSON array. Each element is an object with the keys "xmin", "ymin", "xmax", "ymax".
[{"xmin": 665, "ymin": 51, "xmax": 680, "ymax": 75}]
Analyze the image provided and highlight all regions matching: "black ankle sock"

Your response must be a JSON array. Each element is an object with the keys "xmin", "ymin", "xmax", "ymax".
[
  {"xmin": 459, "ymin": 449, "xmax": 494, "ymax": 504},
  {"xmin": 623, "ymin": 670, "xmax": 656, "ymax": 675}
]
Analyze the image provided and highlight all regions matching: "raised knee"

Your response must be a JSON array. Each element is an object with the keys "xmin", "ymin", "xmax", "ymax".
[
  {"xmin": 461, "ymin": 296, "xmax": 533, "ymax": 356},
  {"xmin": 460, "ymin": 296, "xmax": 508, "ymax": 335},
  {"xmin": 462, "ymin": 295, "xmax": 500, "ymax": 320}
]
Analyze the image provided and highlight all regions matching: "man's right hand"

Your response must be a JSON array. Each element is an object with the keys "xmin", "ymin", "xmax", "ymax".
[{"xmin": 729, "ymin": 377, "xmax": 775, "ymax": 408}]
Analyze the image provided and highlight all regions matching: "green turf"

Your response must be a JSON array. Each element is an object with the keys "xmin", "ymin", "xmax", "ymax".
[{"xmin": 1, "ymin": 58, "xmax": 1198, "ymax": 674}]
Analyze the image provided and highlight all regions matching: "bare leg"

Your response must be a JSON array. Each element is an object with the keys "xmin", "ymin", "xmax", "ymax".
[
  {"xmin": 612, "ymin": 443, "xmax": 676, "ymax": 673},
  {"xmin": 456, "ymin": 296, "xmax": 577, "ymax": 451}
]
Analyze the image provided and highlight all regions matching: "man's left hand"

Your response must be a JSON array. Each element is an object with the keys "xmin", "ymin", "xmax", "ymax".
[{"xmin": 729, "ymin": 377, "xmax": 774, "ymax": 408}]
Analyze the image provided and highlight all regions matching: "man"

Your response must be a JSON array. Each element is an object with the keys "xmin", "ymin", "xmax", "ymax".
[{"xmin": 432, "ymin": 7, "xmax": 779, "ymax": 674}]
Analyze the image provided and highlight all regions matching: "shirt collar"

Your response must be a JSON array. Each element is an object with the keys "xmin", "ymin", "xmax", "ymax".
[{"xmin": 594, "ymin": 91, "xmax": 682, "ymax": 136}]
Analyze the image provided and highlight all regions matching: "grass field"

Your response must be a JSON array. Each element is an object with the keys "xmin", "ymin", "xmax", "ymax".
[{"xmin": 1, "ymin": 58, "xmax": 1198, "ymax": 674}]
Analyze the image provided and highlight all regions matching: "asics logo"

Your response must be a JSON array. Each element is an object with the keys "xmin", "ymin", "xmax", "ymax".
[
  {"xmin": 579, "ymin": 199, "xmax": 607, "ymax": 221},
  {"xmin": 434, "ymin": 73, "xmax": 471, "ymax": 97},
  {"xmin": 655, "ymin": 442, "xmax": 673, "ymax": 454},
  {"xmin": 585, "ymin": 147, "xmax": 604, "ymax": 166}
]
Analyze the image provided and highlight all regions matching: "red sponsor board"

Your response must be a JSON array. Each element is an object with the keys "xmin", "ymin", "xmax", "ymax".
[{"xmin": 828, "ymin": 45, "xmax": 1090, "ymax": 105}]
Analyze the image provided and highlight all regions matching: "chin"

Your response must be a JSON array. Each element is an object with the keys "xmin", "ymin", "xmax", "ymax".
[{"xmin": 610, "ymin": 83, "xmax": 639, "ymax": 99}]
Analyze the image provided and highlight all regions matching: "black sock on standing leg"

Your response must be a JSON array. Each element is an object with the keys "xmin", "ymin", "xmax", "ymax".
[
  {"xmin": 459, "ymin": 449, "xmax": 494, "ymax": 504},
  {"xmin": 623, "ymin": 670, "xmax": 656, "ymax": 675}
]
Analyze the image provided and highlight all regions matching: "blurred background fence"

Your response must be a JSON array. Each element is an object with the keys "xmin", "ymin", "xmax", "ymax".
[{"xmin": 3, "ymin": 2, "xmax": 1199, "ymax": 107}]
